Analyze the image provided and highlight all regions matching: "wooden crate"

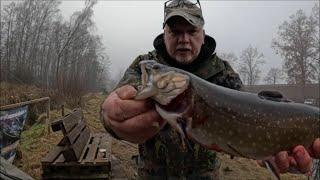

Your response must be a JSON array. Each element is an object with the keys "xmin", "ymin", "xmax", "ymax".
[
  {"xmin": 42, "ymin": 133, "xmax": 112, "ymax": 179},
  {"xmin": 41, "ymin": 109, "xmax": 127, "ymax": 179}
]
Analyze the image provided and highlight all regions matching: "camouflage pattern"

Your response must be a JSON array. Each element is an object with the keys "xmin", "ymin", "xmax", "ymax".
[
  {"xmin": 106, "ymin": 34, "xmax": 243, "ymax": 179},
  {"xmin": 164, "ymin": 0, "xmax": 204, "ymax": 28}
]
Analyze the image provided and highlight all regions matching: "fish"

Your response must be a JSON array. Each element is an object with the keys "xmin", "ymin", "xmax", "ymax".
[{"xmin": 134, "ymin": 60, "xmax": 320, "ymax": 178}]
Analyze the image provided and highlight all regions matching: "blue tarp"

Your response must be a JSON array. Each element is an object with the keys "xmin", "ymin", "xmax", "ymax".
[{"xmin": 0, "ymin": 106, "xmax": 28, "ymax": 163}]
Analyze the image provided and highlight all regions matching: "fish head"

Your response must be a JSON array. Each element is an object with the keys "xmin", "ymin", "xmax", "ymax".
[{"xmin": 135, "ymin": 60, "xmax": 190, "ymax": 105}]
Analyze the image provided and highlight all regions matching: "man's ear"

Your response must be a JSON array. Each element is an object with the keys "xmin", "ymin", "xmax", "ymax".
[
  {"xmin": 202, "ymin": 29, "xmax": 205, "ymax": 44},
  {"xmin": 164, "ymin": 25, "xmax": 170, "ymax": 36}
]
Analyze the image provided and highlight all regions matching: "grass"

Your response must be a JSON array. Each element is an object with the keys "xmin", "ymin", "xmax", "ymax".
[{"xmin": 14, "ymin": 110, "xmax": 64, "ymax": 179}]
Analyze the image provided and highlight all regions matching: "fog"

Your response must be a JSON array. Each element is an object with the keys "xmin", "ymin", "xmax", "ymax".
[{"xmin": 55, "ymin": 1, "xmax": 317, "ymax": 81}]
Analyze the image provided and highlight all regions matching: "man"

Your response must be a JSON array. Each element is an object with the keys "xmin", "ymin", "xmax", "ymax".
[{"xmin": 101, "ymin": 0, "xmax": 320, "ymax": 179}]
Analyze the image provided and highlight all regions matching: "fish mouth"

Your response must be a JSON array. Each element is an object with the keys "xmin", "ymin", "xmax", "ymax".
[
  {"xmin": 136, "ymin": 60, "xmax": 193, "ymax": 148},
  {"xmin": 134, "ymin": 60, "xmax": 158, "ymax": 100},
  {"xmin": 135, "ymin": 60, "xmax": 190, "ymax": 106}
]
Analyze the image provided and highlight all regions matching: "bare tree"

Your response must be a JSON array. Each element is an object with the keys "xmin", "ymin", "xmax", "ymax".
[
  {"xmin": 1, "ymin": 2, "xmax": 16, "ymax": 81},
  {"xmin": 1, "ymin": 1, "xmax": 61, "ymax": 83},
  {"xmin": 264, "ymin": 67, "xmax": 284, "ymax": 85},
  {"xmin": 54, "ymin": 0, "xmax": 97, "ymax": 91},
  {"xmin": 238, "ymin": 66, "xmax": 249, "ymax": 85},
  {"xmin": 0, "ymin": 0, "xmax": 111, "ymax": 103},
  {"xmin": 238, "ymin": 45, "xmax": 265, "ymax": 85},
  {"xmin": 272, "ymin": 4, "xmax": 319, "ymax": 85},
  {"xmin": 216, "ymin": 51, "xmax": 238, "ymax": 67},
  {"xmin": 311, "ymin": 4, "xmax": 320, "ymax": 84}
]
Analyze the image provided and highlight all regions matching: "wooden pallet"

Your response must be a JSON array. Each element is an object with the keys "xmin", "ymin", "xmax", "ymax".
[
  {"xmin": 41, "ymin": 109, "xmax": 113, "ymax": 179},
  {"xmin": 42, "ymin": 133, "xmax": 111, "ymax": 179}
]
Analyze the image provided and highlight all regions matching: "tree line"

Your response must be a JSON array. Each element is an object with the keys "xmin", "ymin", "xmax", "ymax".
[
  {"xmin": 0, "ymin": 0, "xmax": 110, "ymax": 98},
  {"xmin": 218, "ymin": 3, "xmax": 319, "ymax": 86},
  {"xmin": 1, "ymin": 1, "xmax": 318, "ymax": 92}
]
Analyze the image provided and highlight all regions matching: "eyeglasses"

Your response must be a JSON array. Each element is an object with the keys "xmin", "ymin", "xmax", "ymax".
[
  {"xmin": 164, "ymin": 0, "xmax": 202, "ymax": 20},
  {"xmin": 164, "ymin": 0, "xmax": 201, "ymax": 9},
  {"xmin": 163, "ymin": 0, "xmax": 202, "ymax": 27}
]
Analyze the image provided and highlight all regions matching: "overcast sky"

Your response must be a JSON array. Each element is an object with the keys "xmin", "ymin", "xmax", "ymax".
[{"xmin": 46, "ymin": 1, "xmax": 317, "ymax": 82}]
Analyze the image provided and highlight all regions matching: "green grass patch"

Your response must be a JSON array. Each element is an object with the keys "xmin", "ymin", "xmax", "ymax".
[{"xmin": 20, "ymin": 123, "xmax": 46, "ymax": 152}]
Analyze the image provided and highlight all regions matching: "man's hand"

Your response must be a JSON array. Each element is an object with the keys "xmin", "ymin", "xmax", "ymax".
[
  {"xmin": 258, "ymin": 138, "xmax": 320, "ymax": 175},
  {"xmin": 101, "ymin": 85, "xmax": 166, "ymax": 143}
]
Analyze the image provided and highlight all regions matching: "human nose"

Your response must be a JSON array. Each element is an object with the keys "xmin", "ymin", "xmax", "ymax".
[{"xmin": 177, "ymin": 33, "xmax": 190, "ymax": 43}]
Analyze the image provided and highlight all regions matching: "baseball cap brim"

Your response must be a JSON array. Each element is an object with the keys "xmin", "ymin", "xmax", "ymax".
[{"xmin": 163, "ymin": 10, "xmax": 204, "ymax": 28}]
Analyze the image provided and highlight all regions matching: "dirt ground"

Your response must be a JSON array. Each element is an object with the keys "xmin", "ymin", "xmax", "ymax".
[{"xmin": 1, "ymin": 82, "xmax": 309, "ymax": 179}]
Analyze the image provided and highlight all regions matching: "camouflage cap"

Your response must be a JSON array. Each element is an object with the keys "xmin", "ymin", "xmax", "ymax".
[{"xmin": 163, "ymin": 0, "xmax": 204, "ymax": 28}]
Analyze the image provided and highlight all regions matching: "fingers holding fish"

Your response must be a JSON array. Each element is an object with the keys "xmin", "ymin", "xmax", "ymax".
[
  {"xmin": 107, "ymin": 121, "xmax": 162, "ymax": 144},
  {"xmin": 308, "ymin": 138, "xmax": 320, "ymax": 158},
  {"xmin": 108, "ymin": 109, "xmax": 161, "ymax": 133},
  {"xmin": 257, "ymin": 143, "xmax": 317, "ymax": 175},
  {"xmin": 115, "ymin": 85, "xmax": 137, "ymax": 99},
  {"xmin": 104, "ymin": 87, "xmax": 153, "ymax": 122},
  {"xmin": 291, "ymin": 145, "xmax": 312, "ymax": 174},
  {"xmin": 107, "ymin": 109, "xmax": 166, "ymax": 143},
  {"xmin": 102, "ymin": 84, "xmax": 167, "ymax": 143},
  {"xmin": 275, "ymin": 151, "xmax": 290, "ymax": 173}
]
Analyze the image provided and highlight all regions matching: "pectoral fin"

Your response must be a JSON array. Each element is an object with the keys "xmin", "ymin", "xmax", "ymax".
[
  {"xmin": 155, "ymin": 104, "xmax": 185, "ymax": 139},
  {"xmin": 155, "ymin": 104, "xmax": 193, "ymax": 151}
]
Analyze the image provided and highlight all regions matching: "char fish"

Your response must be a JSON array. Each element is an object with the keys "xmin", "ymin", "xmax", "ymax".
[{"xmin": 134, "ymin": 60, "xmax": 319, "ymax": 178}]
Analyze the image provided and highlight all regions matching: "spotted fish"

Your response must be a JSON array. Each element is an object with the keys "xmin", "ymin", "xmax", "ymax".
[{"xmin": 135, "ymin": 60, "xmax": 320, "ymax": 165}]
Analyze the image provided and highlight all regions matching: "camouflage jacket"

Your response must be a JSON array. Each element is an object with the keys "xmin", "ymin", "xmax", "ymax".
[{"xmin": 106, "ymin": 34, "xmax": 243, "ymax": 178}]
